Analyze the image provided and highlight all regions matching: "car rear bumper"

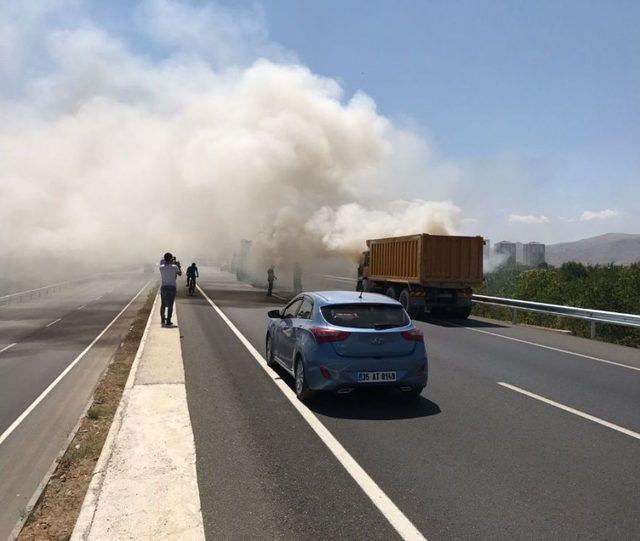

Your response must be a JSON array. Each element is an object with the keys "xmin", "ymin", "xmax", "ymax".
[{"xmin": 305, "ymin": 355, "xmax": 428, "ymax": 392}]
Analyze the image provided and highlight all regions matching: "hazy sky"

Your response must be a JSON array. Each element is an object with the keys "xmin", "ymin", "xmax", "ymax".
[
  {"xmin": 248, "ymin": 0, "xmax": 640, "ymax": 243},
  {"xmin": 2, "ymin": 0, "xmax": 639, "ymax": 249}
]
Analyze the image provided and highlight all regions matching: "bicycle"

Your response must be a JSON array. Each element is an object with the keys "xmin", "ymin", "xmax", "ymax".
[{"xmin": 187, "ymin": 276, "xmax": 196, "ymax": 296}]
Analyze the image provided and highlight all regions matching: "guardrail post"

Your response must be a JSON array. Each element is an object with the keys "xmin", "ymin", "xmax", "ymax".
[
  {"xmin": 512, "ymin": 308, "xmax": 518, "ymax": 325},
  {"xmin": 590, "ymin": 321, "xmax": 596, "ymax": 340}
]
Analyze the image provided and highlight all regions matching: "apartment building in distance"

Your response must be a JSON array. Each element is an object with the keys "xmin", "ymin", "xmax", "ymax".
[
  {"xmin": 523, "ymin": 241, "xmax": 546, "ymax": 267},
  {"xmin": 494, "ymin": 241, "xmax": 517, "ymax": 267}
]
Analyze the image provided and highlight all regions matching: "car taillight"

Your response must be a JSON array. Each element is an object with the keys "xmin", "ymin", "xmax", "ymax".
[
  {"xmin": 401, "ymin": 327, "xmax": 424, "ymax": 342},
  {"xmin": 311, "ymin": 327, "xmax": 350, "ymax": 344}
]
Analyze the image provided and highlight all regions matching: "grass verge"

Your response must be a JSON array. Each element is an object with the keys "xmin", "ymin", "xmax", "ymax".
[{"xmin": 17, "ymin": 287, "xmax": 157, "ymax": 541}]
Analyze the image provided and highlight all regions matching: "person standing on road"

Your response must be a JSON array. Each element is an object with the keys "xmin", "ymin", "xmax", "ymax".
[
  {"xmin": 267, "ymin": 266, "xmax": 276, "ymax": 297},
  {"xmin": 293, "ymin": 262, "xmax": 302, "ymax": 295},
  {"xmin": 160, "ymin": 252, "xmax": 182, "ymax": 326}
]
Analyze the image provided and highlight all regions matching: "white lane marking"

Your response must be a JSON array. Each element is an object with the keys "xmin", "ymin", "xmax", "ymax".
[
  {"xmin": 197, "ymin": 285, "xmax": 426, "ymax": 541},
  {"xmin": 95, "ymin": 295, "xmax": 103, "ymax": 300},
  {"xmin": 0, "ymin": 280, "xmax": 153, "ymax": 447},
  {"xmin": 0, "ymin": 343, "xmax": 17, "ymax": 354},
  {"xmin": 46, "ymin": 318, "xmax": 62, "ymax": 328},
  {"xmin": 77, "ymin": 304, "xmax": 87, "ymax": 310},
  {"xmin": 498, "ymin": 382, "xmax": 640, "ymax": 440},
  {"xmin": 442, "ymin": 320, "xmax": 640, "ymax": 373}
]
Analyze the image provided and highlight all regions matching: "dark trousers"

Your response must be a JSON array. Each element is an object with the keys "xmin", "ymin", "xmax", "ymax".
[
  {"xmin": 160, "ymin": 285, "xmax": 177, "ymax": 322},
  {"xmin": 267, "ymin": 280, "xmax": 274, "ymax": 296}
]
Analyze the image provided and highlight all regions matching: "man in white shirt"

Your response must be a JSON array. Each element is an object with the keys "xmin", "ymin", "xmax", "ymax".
[{"xmin": 159, "ymin": 252, "xmax": 182, "ymax": 326}]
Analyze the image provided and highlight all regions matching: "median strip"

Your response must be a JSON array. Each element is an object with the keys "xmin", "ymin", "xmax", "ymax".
[{"xmin": 71, "ymin": 295, "xmax": 204, "ymax": 540}]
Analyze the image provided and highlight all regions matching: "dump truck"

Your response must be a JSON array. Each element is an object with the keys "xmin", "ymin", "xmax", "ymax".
[{"xmin": 356, "ymin": 234, "xmax": 484, "ymax": 318}]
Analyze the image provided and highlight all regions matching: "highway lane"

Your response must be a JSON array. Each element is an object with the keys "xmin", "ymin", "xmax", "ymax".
[
  {"xmin": 0, "ymin": 273, "xmax": 153, "ymax": 433},
  {"xmin": 0, "ymin": 275, "xmax": 135, "ymax": 351},
  {"xmin": 184, "ymin": 269, "xmax": 640, "ymax": 540},
  {"xmin": 179, "ymin": 285, "xmax": 398, "ymax": 540},
  {"xmin": 0, "ymin": 272, "xmax": 154, "ymax": 539}
]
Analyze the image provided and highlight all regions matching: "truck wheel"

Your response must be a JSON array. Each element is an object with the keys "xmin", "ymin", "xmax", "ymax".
[
  {"xmin": 399, "ymin": 289, "xmax": 421, "ymax": 318},
  {"xmin": 385, "ymin": 286, "xmax": 398, "ymax": 300},
  {"xmin": 454, "ymin": 306, "xmax": 472, "ymax": 319}
]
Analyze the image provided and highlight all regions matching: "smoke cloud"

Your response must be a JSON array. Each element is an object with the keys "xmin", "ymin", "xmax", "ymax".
[
  {"xmin": 308, "ymin": 201, "xmax": 461, "ymax": 256},
  {"xmin": 0, "ymin": 1, "xmax": 462, "ymax": 284}
]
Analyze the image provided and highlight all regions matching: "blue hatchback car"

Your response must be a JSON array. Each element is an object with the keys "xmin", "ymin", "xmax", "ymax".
[{"xmin": 266, "ymin": 291, "xmax": 428, "ymax": 401}]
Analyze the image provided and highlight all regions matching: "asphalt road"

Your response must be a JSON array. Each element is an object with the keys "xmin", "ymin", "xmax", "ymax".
[
  {"xmin": 180, "ymin": 268, "xmax": 640, "ymax": 540},
  {"xmin": 0, "ymin": 272, "xmax": 154, "ymax": 539}
]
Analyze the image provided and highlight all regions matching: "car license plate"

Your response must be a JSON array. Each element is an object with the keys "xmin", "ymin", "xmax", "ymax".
[{"xmin": 357, "ymin": 371, "xmax": 397, "ymax": 383}]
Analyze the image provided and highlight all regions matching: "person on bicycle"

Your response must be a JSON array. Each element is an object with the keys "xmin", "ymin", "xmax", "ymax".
[{"xmin": 186, "ymin": 262, "xmax": 199, "ymax": 288}]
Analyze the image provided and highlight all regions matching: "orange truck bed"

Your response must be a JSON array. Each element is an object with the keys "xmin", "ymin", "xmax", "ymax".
[{"xmin": 366, "ymin": 234, "xmax": 484, "ymax": 288}]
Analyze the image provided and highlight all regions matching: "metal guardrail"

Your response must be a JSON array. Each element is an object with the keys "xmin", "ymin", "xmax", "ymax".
[
  {"xmin": 472, "ymin": 294, "xmax": 640, "ymax": 338},
  {"xmin": 0, "ymin": 279, "xmax": 82, "ymax": 305},
  {"xmin": 0, "ymin": 272, "xmax": 132, "ymax": 306}
]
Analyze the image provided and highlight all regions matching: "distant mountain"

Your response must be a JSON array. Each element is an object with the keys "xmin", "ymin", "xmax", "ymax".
[{"xmin": 546, "ymin": 233, "xmax": 640, "ymax": 266}]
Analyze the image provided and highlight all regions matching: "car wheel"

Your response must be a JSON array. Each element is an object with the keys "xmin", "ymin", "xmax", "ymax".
[
  {"xmin": 294, "ymin": 358, "xmax": 312, "ymax": 402},
  {"xmin": 265, "ymin": 335, "xmax": 276, "ymax": 368}
]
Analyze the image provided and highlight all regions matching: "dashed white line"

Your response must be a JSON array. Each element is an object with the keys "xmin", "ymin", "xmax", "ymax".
[
  {"xmin": 197, "ymin": 285, "xmax": 426, "ymax": 541},
  {"xmin": 77, "ymin": 304, "xmax": 87, "ymax": 310},
  {"xmin": 95, "ymin": 295, "xmax": 103, "ymax": 300},
  {"xmin": 46, "ymin": 318, "xmax": 62, "ymax": 328},
  {"xmin": 0, "ymin": 280, "xmax": 153, "ymax": 448},
  {"xmin": 498, "ymin": 382, "xmax": 640, "ymax": 440},
  {"xmin": 0, "ymin": 343, "xmax": 17, "ymax": 354},
  {"xmin": 443, "ymin": 320, "xmax": 640, "ymax": 373}
]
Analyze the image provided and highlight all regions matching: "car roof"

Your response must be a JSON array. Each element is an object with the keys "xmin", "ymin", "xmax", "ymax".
[{"xmin": 306, "ymin": 290, "xmax": 401, "ymax": 306}]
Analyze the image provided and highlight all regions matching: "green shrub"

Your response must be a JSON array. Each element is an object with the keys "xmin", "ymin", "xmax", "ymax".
[{"xmin": 475, "ymin": 262, "xmax": 640, "ymax": 347}]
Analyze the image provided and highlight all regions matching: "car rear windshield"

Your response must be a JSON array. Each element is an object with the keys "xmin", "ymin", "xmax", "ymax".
[{"xmin": 321, "ymin": 303, "xmax": 409, "ymax": 329}]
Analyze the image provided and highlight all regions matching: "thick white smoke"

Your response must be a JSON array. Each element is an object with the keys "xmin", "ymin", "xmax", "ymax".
[
  {"xmin": 307, "ymin": 201, "xmax": 461, "ymax": 255},
  {"xmin": 0, "ymin": 1, "xmax": 462, "ymax": 283}
]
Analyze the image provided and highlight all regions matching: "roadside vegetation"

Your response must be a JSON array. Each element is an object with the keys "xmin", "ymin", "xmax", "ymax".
[
  {"xmin": 473, "ymin": 262, "xmax": 640, "ymax": 347},
  {"xmin": 18, "ymin": 288, "xmax": 157, "ymax": 540}
]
